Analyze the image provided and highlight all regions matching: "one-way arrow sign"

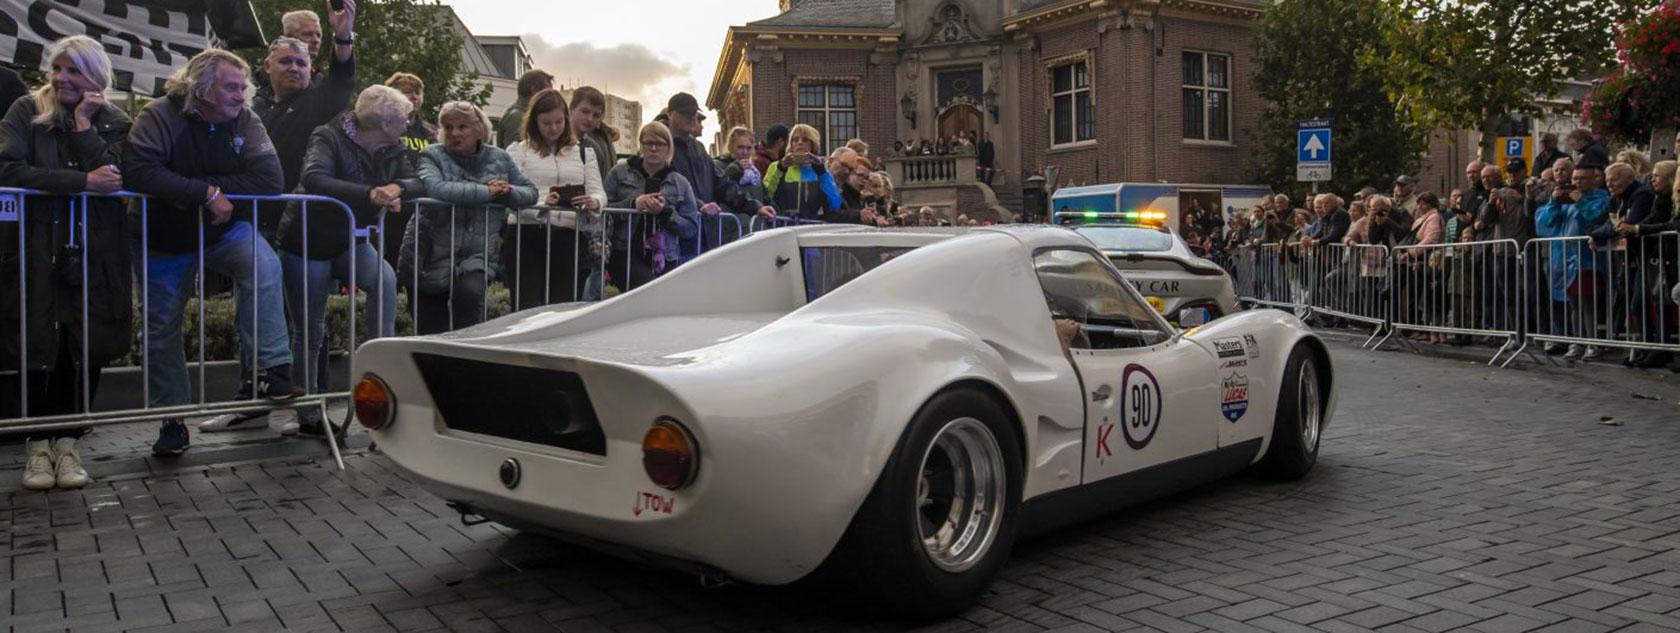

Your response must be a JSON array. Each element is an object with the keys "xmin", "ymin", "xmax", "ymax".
[
  {"xmin": 1303, "ymin": 134, "xmax": 1326, "ymax": 160},
  {"xmin": 1297, "ymin": 128, "xmax": 1332, "ymax": 164}
]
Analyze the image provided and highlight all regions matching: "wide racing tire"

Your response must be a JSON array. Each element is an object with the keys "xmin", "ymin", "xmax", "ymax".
[
  {"xmin": 821, "ymin": 387, "xmax": 1023, "ymax": 621},
  {"xmin": 1255, "ymin": 344, "xmax": 1324, "ymax": 480}
]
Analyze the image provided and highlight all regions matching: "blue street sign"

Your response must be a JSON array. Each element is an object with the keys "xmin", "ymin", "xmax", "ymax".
[
  {"xmin": 1505, "ymin": 138, "xmax": 1525, "ymax": 158},
  {"xmin": 1297, "ymin": 128, "xmax": 1332, "ymax": 164}
]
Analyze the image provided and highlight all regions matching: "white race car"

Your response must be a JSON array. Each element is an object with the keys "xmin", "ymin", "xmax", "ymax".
[
  {"xmin": 1070, "ymin": 222, "xmax": 1240, "ymax": 327},
  {"xmin": 350, "ymin": 224, "xmax": 1335, "ymax": 618}
]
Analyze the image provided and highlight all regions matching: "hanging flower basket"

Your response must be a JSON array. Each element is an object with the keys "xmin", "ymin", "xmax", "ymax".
[{"xmin": 1583, "ymin": 1, "xmax": 1680, "ymax": 143}]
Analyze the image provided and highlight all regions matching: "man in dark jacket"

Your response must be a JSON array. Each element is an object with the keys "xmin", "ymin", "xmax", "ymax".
[
  {"xmin": 752, "ymin": 124, "xmax": 788, "ymax": 177},
  {"xmin": 1460, "ymin": 160, "xmax": 1487, "ymax": 221},
  {"xmin": 1569, "ymin": 128, "xmax": 1610, "ymax": 171},
  {"xmin": 1302, "ymin": 194, "xmax": 1350, "ymax": 247},
  {"xmin": 252, "ymin": 1, "xmax": 357, "ymax": 231},
  {"xmin": 664, "ymin": 92, "xmax": 765, "ymax": 249},
  {"xmin": 498, "ymin": 69, "xmax": 552, "ymax": 148},
  {"xmin": 1532, "ymin": 133, "xmax": 1566, "ymax": 179},
  {"xmin": 123, "ymin": 49, "xmax": 295, "ymax": 456},
  {"xmin": 569, "ymin": 86, "xmax": 617, "ymax": 182},
  {"xmin": 1595, "ymin": 162, "xmax": 1658, "ymax": 358}
]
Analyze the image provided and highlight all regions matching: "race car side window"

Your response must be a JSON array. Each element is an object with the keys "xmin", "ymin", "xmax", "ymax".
[{"xmin": 1033, "ymin": 249, "xmax": 1172, "ymax": 350}]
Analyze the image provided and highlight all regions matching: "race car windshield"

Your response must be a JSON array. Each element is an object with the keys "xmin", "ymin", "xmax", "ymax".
[
  {"xmin": 1077, "ymin": 226, "xmax": 1174, "ymax": 252},
  {"xmin": 801, "ymin": 246, "xmax": 919, "ymax": 302}
]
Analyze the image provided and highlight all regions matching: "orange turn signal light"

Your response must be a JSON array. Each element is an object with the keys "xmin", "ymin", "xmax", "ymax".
[
  {"xmin": 353, "ymin": 374, "xmax": 395, "ymax": 431},
  {"xmin": 642, "ymin": 418, "xmax": 699, "ymax": 490}
]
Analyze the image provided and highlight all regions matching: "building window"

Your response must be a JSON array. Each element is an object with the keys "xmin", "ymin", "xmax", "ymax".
[
  {"xmin": 796, "ymin": 84, "xmax": 857, "ymax": 154},
  {"xmin": 1050, "ymin": 61, "xmax": 1094, "ymax": 146},
  {"xmin": 1182, "ymin": 52, "xmax": 1231, "ymax": 142}
]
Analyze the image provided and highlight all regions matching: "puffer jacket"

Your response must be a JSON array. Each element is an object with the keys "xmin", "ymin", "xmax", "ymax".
[
  {"xmin": 0, "ymin": 96, "xmax": 133, "ymax": 370},
  {"xmin": 400, "ymin": 143, "xmax": 537, "ymax": 293},
  {"xmin": 604, "ymin": 156, "xmax": 700, "ymax": 269},
  {"xmin": 279, "ymin": 112, "xmax": 426, "ymax": 259},
  {"xmin": 763, "ymin": 155, "xmax": 841, "ymax": 221}
]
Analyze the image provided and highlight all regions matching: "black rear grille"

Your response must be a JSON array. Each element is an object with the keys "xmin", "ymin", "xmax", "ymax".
[{"xmin": 412, "ymin": 353, "xmax": 607, "ymax": 455}]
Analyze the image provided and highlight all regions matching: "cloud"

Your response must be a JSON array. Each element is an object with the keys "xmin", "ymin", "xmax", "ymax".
[{"xmin": 520, "ymin": 36, "xmax": 693, "ymax": 111}]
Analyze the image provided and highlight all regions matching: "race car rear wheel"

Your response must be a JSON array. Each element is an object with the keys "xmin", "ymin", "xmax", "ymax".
[
  {"xmin": 1256, "ymin": 345, "xmax": 1323, "ymax": 479},
  {"xmin": 826, "ymin": 387, "xmax": 1022, "ymax": 620}
]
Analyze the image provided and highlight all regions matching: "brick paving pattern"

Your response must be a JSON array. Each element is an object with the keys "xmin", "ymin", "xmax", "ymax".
[{"xmin": 4, "ymin": 339, "xmax": 1680, "ymax": 632}]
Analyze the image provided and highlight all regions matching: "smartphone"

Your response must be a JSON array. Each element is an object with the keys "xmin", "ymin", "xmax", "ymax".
[
  {"xmin": 330, "ymin": 0, "xmax": 345, "ymax": 10},
  {"xmin": 550, "ymin": 184, "xmax": 586, "ymax": 205}
]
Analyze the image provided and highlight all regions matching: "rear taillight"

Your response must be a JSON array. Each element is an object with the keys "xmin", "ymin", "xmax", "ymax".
[
  {"xmin": 642, "ymin": 418, "xmax": 699, "ymax": 490},
  {"xmin": 353, "ymin": 374, "xmax": 395, "ymax": 430}
]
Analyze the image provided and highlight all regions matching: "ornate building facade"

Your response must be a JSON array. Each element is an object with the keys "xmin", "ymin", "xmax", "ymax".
[{"xmin": 708, "ymin": 0, "xmax": 1267, "ymax": 216}]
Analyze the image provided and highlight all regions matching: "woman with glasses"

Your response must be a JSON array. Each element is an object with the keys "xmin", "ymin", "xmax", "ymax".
[{"xmin": 602, "ymin": 121, "xmax": 699, "ymax": 291}]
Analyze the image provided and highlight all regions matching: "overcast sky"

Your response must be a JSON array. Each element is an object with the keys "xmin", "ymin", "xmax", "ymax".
[{"xmin": 439, "ymin": 0, "xmax": 783, "ymax": 122}]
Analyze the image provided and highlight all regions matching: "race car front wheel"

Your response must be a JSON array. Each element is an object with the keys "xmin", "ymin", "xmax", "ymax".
[
  {"xmin": 826, "ymin": 387, "xmax": 1022, "ymax": 620},
  {"xmin": 1256, "ymin": 344, "xmax": 1324, "ymax": 479}
]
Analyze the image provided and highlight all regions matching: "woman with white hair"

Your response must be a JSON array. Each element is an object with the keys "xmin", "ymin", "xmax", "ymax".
[
  {"xmin": 265, "ymin": 85, "xmax": 422, "ymax": 437},
  {"xmin": 0, "ymin": 35, "xmax": 131, "ymax": 490},
  {"xmin": 401, "ymin": 100, "xmax": 537, "ymax": 334}
]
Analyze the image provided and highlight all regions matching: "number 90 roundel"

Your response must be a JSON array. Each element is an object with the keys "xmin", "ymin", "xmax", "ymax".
[{"xmin": 1121, "ymin": 363, "xmax": 1162, "ymax": 449}]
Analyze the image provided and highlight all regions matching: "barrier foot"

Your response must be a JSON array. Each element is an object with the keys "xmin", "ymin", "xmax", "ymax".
[
  {"xmin": 1497, "ymin": 340, "xmax": 1530, "ymax": 369},
  {"xmin": 1372, "ymin": 328, "xmax": 1398, "ymax": 352},
  {"xmin": 321, "ymin": 400, "xmax": 346, "ymax": 471},
  {"xmin": 1487, "ymin": 337, "xmax": 1515, "ymax": 367},
  {"xmin": 1361, "ymin": 324, "xmax": 1386, "ymax": 349}
]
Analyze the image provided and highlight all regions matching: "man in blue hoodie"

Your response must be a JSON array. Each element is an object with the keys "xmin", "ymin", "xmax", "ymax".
[{"xmin": 1533, "ymin": 166, "xmax": 1610, "ymax": 360}]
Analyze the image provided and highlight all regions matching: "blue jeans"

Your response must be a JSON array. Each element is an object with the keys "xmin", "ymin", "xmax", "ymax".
[
  {"xmin": 136, "ymin": 221, "xmax": 292, "ymax": 408},
  {"xmin": 280, "ymin": 243, "xmax": 396, "ymax": 396}
]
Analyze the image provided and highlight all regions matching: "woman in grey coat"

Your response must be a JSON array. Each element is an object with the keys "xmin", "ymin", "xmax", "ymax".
[
  {"xmin": 401, "ymin": 101, "xmax": 536, "ymax": 334},
  {"xmin": 602, "ymin": 121, "xmax": 700, "ymax": 291}
]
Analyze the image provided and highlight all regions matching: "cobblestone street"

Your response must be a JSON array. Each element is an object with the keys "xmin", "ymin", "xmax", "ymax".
[{"xmin": 5, "ymin": 338, "xmax": 1680, "ymax": 633}]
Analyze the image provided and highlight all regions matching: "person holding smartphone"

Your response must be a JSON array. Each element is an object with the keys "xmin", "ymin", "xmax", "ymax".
[{"xmin": 505, "ymin": 88, "xmax": 605, "ymax": 308}]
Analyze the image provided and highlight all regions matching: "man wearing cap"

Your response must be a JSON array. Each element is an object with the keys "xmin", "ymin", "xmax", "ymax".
[
  {"xmin": 664, "ymin": 92, "xmax": 767, "ymax": 248},
  {"xmin": 1391, "ymin": 175, "xmax": 1420, "ymax": 228}
]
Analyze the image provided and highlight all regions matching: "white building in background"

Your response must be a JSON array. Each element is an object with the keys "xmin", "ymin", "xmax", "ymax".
[{"xmin": 602, "ymin": 94, "xmax": 643, "ymax": 157}]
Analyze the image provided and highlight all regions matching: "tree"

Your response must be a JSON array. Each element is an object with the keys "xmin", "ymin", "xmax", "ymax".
[
  {"xmin": 1582, "ymin": 2, "xmax": 1680, "ymax": 145},
  {"xmin": 1369, "ymin": 0, "xmax": 1647, "ymax": 159},
  {"xmin": 239, "ymin": 0, "xmax": 490, "ymax": 121},
  {"xmin": 1250, "ymin": 0, "xmax": 1427, "ymax": 198}
]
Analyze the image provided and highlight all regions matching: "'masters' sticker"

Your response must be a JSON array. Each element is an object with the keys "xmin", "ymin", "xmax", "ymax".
[{"xmin": 1213, "ymin": 337, "xmax": 1245, "ymax": 359}]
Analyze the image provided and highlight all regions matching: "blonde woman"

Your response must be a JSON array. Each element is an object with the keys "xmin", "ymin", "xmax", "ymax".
[
  {"xmin": 402, "ymin": 100, "xmax": 538, "ymax": 334},
  {"xmin": 763, "ymin": 123, "xmax": 841, "ymax": 221},
  {"xmin": 602, "ymin": 121, "xmax": 700, "ymax": 289},
  {"xmin": 0, "ymin": 35, "xmax": 131, "ymax": 489}
]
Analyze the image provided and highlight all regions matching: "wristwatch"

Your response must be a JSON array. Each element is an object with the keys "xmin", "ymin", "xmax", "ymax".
[{"xmin": 334, "ymin": 32, "xmax": 355, "ymax": 45}]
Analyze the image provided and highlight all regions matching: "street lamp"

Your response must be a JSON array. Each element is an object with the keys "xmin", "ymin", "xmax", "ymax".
[
  {"xmin": 983, "ymin": 85, "xmax": 998, "ymax": 123},
  {"xmin": 901, "ymin": 92, "xmax": 917, "ymax": 129}
]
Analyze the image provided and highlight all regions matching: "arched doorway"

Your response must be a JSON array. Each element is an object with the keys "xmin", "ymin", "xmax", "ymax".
[{"xmin": 937, "ymin": 103, "xmax": 983, "ymax": 143}]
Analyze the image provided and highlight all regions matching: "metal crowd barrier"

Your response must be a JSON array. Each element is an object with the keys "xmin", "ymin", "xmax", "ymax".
[
  {"xmin": 1299, "ymin": 243, "xmax": 1391, "ymax": 344},
  {"xmin": 2, "ymin": 188, "xmax": 360, "ymax": 468},
  {"xmin": 1521, "ymin": 233, "xmax": 1680, "ymax": 365},
  {"xmin": 1380, "ymin": 239, "xmax": 1523, "ymax": 363},
  {"xmin": 1218, "ymin": 230, "xmax": 1678, "ymax": 367}
]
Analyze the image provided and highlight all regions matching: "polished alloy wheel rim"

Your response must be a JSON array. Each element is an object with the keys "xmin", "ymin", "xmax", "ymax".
[
  {"xmin": 1299, "ymin": 360, "xmax": 1321, "ymax": 451},
  {"xmin": 916, "ymin": 417, "xmax": 1007, "ymax": 573}
]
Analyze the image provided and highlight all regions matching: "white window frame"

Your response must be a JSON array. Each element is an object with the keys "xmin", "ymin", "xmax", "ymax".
[
  {"xmin": 795, "ymin": 82, "xmax": 859, "ymax": 155},
  {"xmin": 1182, "ymin": 51, "xmax": 1233, "ymax": 144},
  {"xmin": 1049, "ymin": 59, "xmax": 1095, "ymax": 148}
]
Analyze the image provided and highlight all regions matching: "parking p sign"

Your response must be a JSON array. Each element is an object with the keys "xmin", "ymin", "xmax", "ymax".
[{"xmin": 1506, "ymin": 138, "xmax": 1525, "ymax": 158}]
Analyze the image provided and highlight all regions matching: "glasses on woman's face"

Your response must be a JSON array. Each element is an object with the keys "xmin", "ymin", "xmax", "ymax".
[{"xmin": 641, "ymin": 139, "xmax": 669, "ymax": 150}]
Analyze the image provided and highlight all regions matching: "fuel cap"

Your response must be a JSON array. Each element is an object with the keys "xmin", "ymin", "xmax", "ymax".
[{"xmin": 499, "ymin": 458, "xmax": 521, "ymax": 489}]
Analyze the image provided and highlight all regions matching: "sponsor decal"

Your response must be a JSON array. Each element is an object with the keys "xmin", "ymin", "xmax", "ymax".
[
  {"xmin": 1221, "ymin": 359, "xmax": 1248, "ymax": 368},
  {"xmin": 1221, "ymin": 373, "xmax": 1250, "ymax": 422},
  {"xmin": 632, "ymin": 491, "xmax": 674, "ymax": 516},
  {"xmin": 1213, "ymin": 337, "xmax": 1245, "ymax": 359},
  {"xmin": 1243, "ymin": 334, "xmax": 1260, "ymax": 359},
  {"xmin": 1120, "ymin": 364, "xmax": 1162, "ymax": 449},
  {"xmin": 1130, "ymin": 279, "xmax": 1183, "ymax": 294}
]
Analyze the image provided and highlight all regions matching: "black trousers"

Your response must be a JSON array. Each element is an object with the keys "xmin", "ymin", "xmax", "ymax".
[
  {"xmin": 501, "ymin": 225, "xmax": 584, "ymax": 309},
  {"xmin": 412, "ymin": 271, "xmax": 487, "ymax": 335},
  {"xmin": 2, "ymin": 329, "xmax": 98, "ymax": 438}
]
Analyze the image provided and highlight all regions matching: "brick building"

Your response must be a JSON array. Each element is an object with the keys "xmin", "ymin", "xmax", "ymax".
[{"xmin": 707, "ymin": 0, "xmax": 1267, "ymax": 217}]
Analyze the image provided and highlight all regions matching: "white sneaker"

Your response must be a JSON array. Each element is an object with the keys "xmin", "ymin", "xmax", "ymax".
[
  {"xmin": 197, "ymin": 411, "xmax": 268, "ymax": 432},
  {"xmin": 21, "ymin": 439, "xmax": 56, "ymax": 491},
  {"xmin": 1581, "ymin": 346, "xmax": 1601, "ymax": 361},
  {"xmin": 1564, "ymin": 344, "xmax": 1584, "ymax": 360},
  {"xmin": 52, "ymin": 438, "xmax": 90, "ymax": 489}
]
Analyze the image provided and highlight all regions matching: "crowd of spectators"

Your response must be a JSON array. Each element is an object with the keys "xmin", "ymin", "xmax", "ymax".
[
  {"xmin": 1200, "ymin": 128, "xmax": 1679, "ymax": 371},
  {"xmin": 0, "ymin": 1, "xmax": 1004, "ymax": 488}
]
